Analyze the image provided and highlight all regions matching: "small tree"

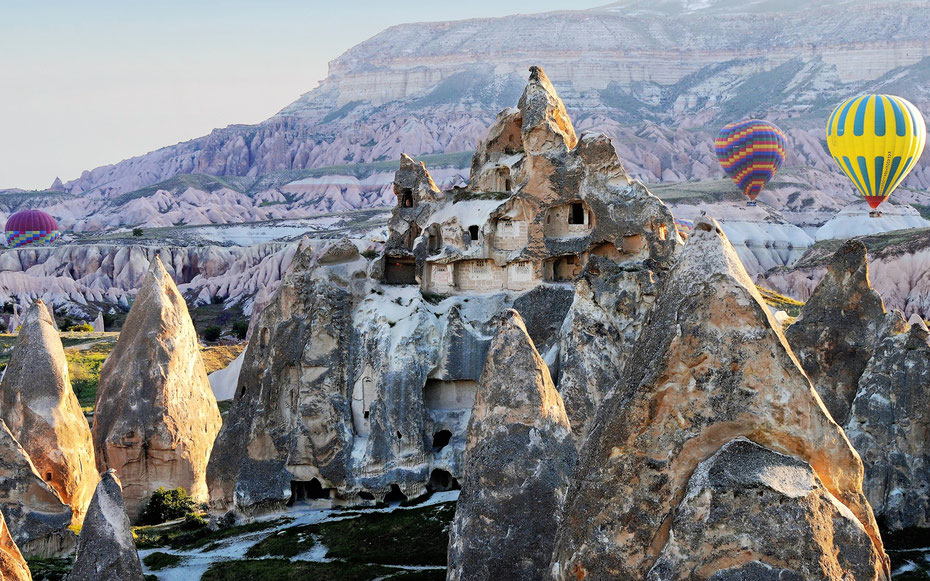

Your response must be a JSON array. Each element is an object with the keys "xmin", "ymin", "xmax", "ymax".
[
  {"xmin": 68, "ymin": 323, "xmax": 94, "ymax": 333},
  {"xmin": 137, "ymin": 487, "xmax": 196, "ymax": 525},
  {"xmin": 132, "ymin": 227, "xmax": 143, "ymax": 237},
  {"xmin": 202, "ymin": 326, "xmax": 222, "ymax": 342},
  {"xmin": 231, "ymin": 320, "xmax": 249, "ymax": 340}
]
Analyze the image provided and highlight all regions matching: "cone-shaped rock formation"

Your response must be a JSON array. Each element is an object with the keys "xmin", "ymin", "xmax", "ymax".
[
  {"xmin": 551, "ymin": 218, "xmax": 888, "ymax": 580},
  {"xmin": 785, "ymin": 240, "xmax": 888, "ymax": 425},
  {"xmin": 447, "ymin": 310, "xmax": 575, "ymax": 581},
  {"xmin": 0, "ymin": 301, "xmax": 97, "ymax": 523},
  {"xmin": 67, "ymin": 470, "xmax": 143, "ymax": 581},
  {"xmin": 846, "ymin": 313, "xmax": 930, "ymax": 532},
  {"xmin": 92, "ymin": 257, "xmax": 221, "ymax": 519}
]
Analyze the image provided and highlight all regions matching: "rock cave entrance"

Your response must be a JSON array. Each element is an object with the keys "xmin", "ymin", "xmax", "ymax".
[
  {"xmin": 467, "ymin": 225, "xmax": 481, "ymax": 246},
  {"xmin": 384, "ymin": 484, "xmax": 408, "ymax": 504},
  {"xmin": 288, "ymin": 478, "xmax": 331, "ymax": 505},
  {"xmin": 432, "ymin": 429, "xmax": 452, "ymax": 452},
  {"xmin": 385, "ymin": 257, "xmax": 416, "ymax": 285},
  {"xmin": 544, "ymin": 200, "xmax": 594, "ymax": 238},
  {"xmin": 427, "ymin": 468, "xmax": 459, "ymax": 493},
  {"xmin": 546, "ymin": 255, "xmax": 583, "ymax": 282},
  {"xmin": 399, "ymin": 188, "xmax": 414, "ymax": 208}
]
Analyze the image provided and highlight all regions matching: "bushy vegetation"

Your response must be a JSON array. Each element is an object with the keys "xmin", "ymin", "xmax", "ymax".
[
  {"xmin": 231, "ymin": 320, "xmax": 249, "ymax": 340},
  {"xmin": 26, "ymin": 557, "xmax": 72, "ymax": 581},
  {"xmin": 66, "ymin": 342, "xmax": 111, "ymax": 411},
  {"xmin": 137, "ymin": 487, "xmax": 196, "ymax": 526},
  {"xmin": 132, "ymin": 227, "xmax": 144, "ymax": 237},
  {"xmin": 202, "ymin": 325, "xmax": 222, "ymax": 342},
  {"xmin": 141, "ymin": 551, "xmax": 183, "ymax": 571},
  {"xmin": 66, "ymin": 322, "xmax": 94, "ymax": 333}
]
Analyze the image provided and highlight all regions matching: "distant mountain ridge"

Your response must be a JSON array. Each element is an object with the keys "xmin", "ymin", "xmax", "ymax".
[{"xmin": 4, "ymin": 0, "xmax": 930, "ymax": 232}]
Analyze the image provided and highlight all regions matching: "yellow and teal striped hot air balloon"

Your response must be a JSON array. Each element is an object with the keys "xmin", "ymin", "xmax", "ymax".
[{"xmin": 826, "ymin": 94, "xmax": 926, "ymax": 215}]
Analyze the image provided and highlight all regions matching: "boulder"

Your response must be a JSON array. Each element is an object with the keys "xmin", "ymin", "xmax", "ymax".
[
  {"xmin": 0, "ymin": 508, "xmax": 30, "ymax": 581},
  {"xmin": 845, "ymin": 313, "xmax": 930, "ymax": 532},
  {"xmin": 647, "ymin": 438, "xmax": 885, "ymax": 581},
  {"xmin": 67, "ymin": 470, "xmax": 143, "ymax": 581},
  {"xmin": 92, "ymin": 257, "xmax": 221, "ymax": 519},
  {"xmin": 785, "ymin": 240, "xmax": 888, "ymax": 425},
  {"xmin": 447, "ymin": 310, "xmax": 575, "ymax": 581},
  {"xmin": 0, "ymin": 420, "xmax": 73, "ymax": 557},
  {"xmin": 0, "ymin": 301, "xmax": 97, "ymax": 523},
  {"xmin": 550, "ymin": 218, "xmax": 888, "ymax": 580}
]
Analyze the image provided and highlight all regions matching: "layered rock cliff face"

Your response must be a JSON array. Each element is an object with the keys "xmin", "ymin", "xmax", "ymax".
[
  {"xmin": 0, "ymin": 301, "xmax": 97, "ymax": 524},
  {"xmin": 550, "ymin": 218, "xmax": 887, "ymax": 580},
  {"xmin": 92, "ymin": 257, "xmax": 222, "ymax": 519},
  {"xmin": 784, "ymin": 240, "xmax": 889, "ymax": 425},
  {"xmin": 447, "ymin": 311, "xmax": 575, "ymax": 581},
  {"xmin": 68, "ymin": 471, "xmax": 144, "ymax": 581},
  {"xmin": 0, "ymin": 509, "xmax": 30, "ymax": 581}
]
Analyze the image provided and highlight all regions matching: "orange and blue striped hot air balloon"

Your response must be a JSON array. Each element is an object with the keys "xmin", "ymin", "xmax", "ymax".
[
  {"xmin": 715, "ymin": 119, "xmax": 788, "ymax": 205},
  {"xmin": 826, "ymin": 94, "xmax": 926, "ymax": 215}
]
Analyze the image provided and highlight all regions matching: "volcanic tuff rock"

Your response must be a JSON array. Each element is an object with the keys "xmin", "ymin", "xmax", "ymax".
[
  {"xmin": 0, "ymin": 509, "xmax": 30, "ymax": 581},
  {"xmin": 0, "ymin": 301, "xmax": 97, "ymax": 524},
  {"xmin": 0, "ymin": 420, "xmax": 73, "ymax": 558},
  {"xmin": 550, "ymin": 217, "xmax": 887, "ymax": 580},
  {"xmin": 92, "ymin": 257, "xmax": 221, "ymax": 519},
  {"xmin": 447, "ymin": 311, "xmax": 575, "ymax": 581},
  {"xmin": 845, "ymin": 313, "xmax": 930, "ymax": 532},
  {"xmin": 647, "ymin": 438, "xmax": 885, "ymax": 581},
  {"xmin": 784, "ymin": 240, "xmax": 888, "ymax": 425},
  {"xmin": 67, "ymin": 470, "xmax": 144, "ymax": 581},
  {"xmin": 556, "ymin": 257, "xmax": 663, "ymax": 442}
]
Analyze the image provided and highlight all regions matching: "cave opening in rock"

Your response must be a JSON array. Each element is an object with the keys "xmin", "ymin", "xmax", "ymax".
[
  {"xmin": 358, "ymin": 491, "xmax": 375, "ymax": 501},
  {"xmin": 288, "ymin": 478, "xmax": 330, "ymax": 505},
  {"xmin": 427, "ymin": 468, "xmax": 460, "ymax": 493},
  {"xmin": 432, "ymin": 429, "xmax": 452, "ymax": 452},
  {"xmin": 468, "ymin": 225, "xmax": 480, "ymax": 244},
  {"xmin": 570, "ymin": 201, "xmax": 585, "ymax": 224},
  {"xmin": 384, "ymin": 484, "xmax": 407, "ymax": 504},
  {"xmin": 400, "ymin": 188, "xmax": 414, "ymax": 208}
]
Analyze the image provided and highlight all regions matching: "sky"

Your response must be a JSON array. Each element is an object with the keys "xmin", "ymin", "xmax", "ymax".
[{"xmin": 0, "ymin": 1, "xmax": 604, "ymax": 190}]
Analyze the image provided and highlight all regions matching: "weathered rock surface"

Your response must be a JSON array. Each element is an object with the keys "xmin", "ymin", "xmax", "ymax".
[
  {"xmin": 92, "ymin": 257, "xmax": 221, "ymax": 519},
  {"xmin": 0, "ymin": 509, "xmax": 30, "ymax": 581},
  {"xmin": 447, "ymin": 310, "xmax": 575, "ymax": 581},
  {"xmin": 846, "ymin": 313, "xmax": 930, "ymax": 532},
  {"xmin": 785, "ymin": 240, "xmax": 888, "ymax": 425},
  {"xmin": 67, "ymin": 470, "xmax": 143, "ymax": 581},
  {"xmin": 0, "ymin": 301, "xmax": 97, "ymax": 523},
  {"xmin": 551, "ymin": 217, "xmax": 888, "ymax": 580},
  {"xmin": 556, "ymin": 257, "xmax": 663, "ymax": 442},
  {"xmin": 0, "ymin": 420, "xmax": 73, "ymax": 558},
  {"xmin": 647, "ymin": 438, "xmax": 884, "ymax": 581}
]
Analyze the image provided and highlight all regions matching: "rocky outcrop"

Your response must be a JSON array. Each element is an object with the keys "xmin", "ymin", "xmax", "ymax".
[
  {"xmin": 68, "ymin": 470, "xmax": 144, "ymax": 581},
  {"xmin": 551, "ymin": 218, "xmax": 888, "ymax": 580},
  {"xmin": 556, "ymin": 257, "xmax": 663, "ymax": 441},
  {"xmin": 0, "ymin": 301, "xmax": 97, "ymax": 523},
  {"xmin": 0, "ymin": 420, "xmax": 74, "ymax": 558},
  {"xmin": 92, "ymin": 257, "xmax": 221, "ymax": 519},
  {"xmin": 784, "ymin": 240, "xmax": 888, "ymax": 425},
  {"xmin": 648, "ymin": 438, "xmax": 886, "ymax": 581},
  {"xmin": 845, "ymin": 313, "xmax": 930, "ymax": 532},
  {"xmin": 0, "ymin": 509, "xmax": 30, "ymax": 581},
  {"xmin": 447, "ymin": 311, "xmax": 575, "ymax": 581}
]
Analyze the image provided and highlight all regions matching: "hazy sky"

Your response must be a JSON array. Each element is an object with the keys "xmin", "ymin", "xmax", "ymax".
[{"xmin": 0, "ymin": 1, "xmax": 604, "ymax": 190}]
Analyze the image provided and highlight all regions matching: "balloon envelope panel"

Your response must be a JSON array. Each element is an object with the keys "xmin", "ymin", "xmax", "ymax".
[
  {"xmin": 715, "ymin": 119, "xmax": 788, "ymax": 201},
  {"xmin": 826, "ymin": 94, "xmax": 927, "ymax": 209},
  {"xmin": 4, "ymin": 210, "xmax": 61, "ymax": 248}
]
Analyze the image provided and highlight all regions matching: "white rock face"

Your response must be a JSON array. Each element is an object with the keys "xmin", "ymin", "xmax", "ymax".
[{"xmin": 814, "ymin": 202, "xmax": 930, "ymax": 241}]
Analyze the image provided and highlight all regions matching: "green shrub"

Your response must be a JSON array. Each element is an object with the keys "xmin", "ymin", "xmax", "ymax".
[
  {"xmin": 141, "ymin": 551, "xmax": 182, "ymax": 571},
  {"xmin": 202, "ymin": 326, "xmax": 222, "ymax": 342},
  {"xmin": 137, "ymin": 487, "xmax": 196, "ymax": 525},
  {"xmin": 67, "ymin": 323, "xmax": 94, "ymax": 333},
  {"xmin": 231, "ymin": 320, "xmax": 249, "ymax": 340},
  {"xmin": 132, "ymin": 227, "xmax": 143, "ymax": 237}
]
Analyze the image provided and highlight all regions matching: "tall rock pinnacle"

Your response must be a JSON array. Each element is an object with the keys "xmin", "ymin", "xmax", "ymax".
[
  {"xmin": 0, "ymin": 300, "xmax": 97, "ymax": 524},
  {"xmin": 551, "ymin": 218, "xmax": 888, "ymax": 580},
  {"xmin": 92, "ymin": 257, "xmax": 221, "ymax": 519}
]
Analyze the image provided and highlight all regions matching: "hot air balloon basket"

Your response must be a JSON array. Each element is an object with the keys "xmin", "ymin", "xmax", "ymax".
[
  {"xmin": 869, "ymin": 210, "xmax": 883, "ymax": 219},
  {"xmin": 5, "ymin": 230, "xmax": 61, "ymax": 248},
  {"xmin": 747, "ymin": 200, "xmax": 758, "ymax": 207}
]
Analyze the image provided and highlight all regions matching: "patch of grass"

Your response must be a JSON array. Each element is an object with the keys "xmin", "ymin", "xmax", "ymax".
[
  {"xmin": 316, "ymin": 502, "xmax": 455, "ymax": 566},
  {"xmin": 141, "ymin": 551, "xmax": 182, "ymax": 571},
  {"xmin": 66, "ymin": 341, "xmax": 112, "ymax": 411},
  {"xmin": 201, "ymin": 344, "xmax": 245, "ymax": 375},
  {"xmin": 756, "ymin": 285, "xmax": 805, "ymax": 318},
  {"xmin": 245, "ymin": 525, "xmax": 316, "ymax": 558},
  {"xmin": 201, "ymin": 559, "xmax": 398, "ymax": 581},
  {"xmin": 134, "ymin": 517, "xmax": 289, "ymax": 551},
  {"xmin": 27, "ymin": 557, "xmax": 72, "ymax": 581}
]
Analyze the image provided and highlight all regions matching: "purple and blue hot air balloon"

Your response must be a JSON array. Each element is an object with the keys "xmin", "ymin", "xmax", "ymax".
[{"xmin": 4, "ymin": 210, "xmax": 61, "ymax": 248}]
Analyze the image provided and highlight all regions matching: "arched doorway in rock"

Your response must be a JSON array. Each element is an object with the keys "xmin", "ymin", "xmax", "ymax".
[
  {"xmin": 427, "ymin": 469, "xmax": 460, "ymax": 493},
  {"xmin": 432, "ymin": 430, "xmax": 452, "ymax": 453},
  {"xmin": 384, "ymin": 484, "xmax": 408, "ymax": 504}
]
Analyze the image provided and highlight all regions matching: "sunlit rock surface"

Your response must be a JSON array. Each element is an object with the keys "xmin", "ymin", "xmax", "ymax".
[
  {"xmin": 92, "ymin": 257, "xmax": 221, "ymax": 519},
  {"xmin": 0, "ymin": 509, "xmax": 30, "ymax": 581},
  {"xmin": 550, "ymin": 218, "xmax": 887, "ymax": 580},
  {"xmin": 0, "ymin": 301, "xmax": 97, "ymax": 524}
]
